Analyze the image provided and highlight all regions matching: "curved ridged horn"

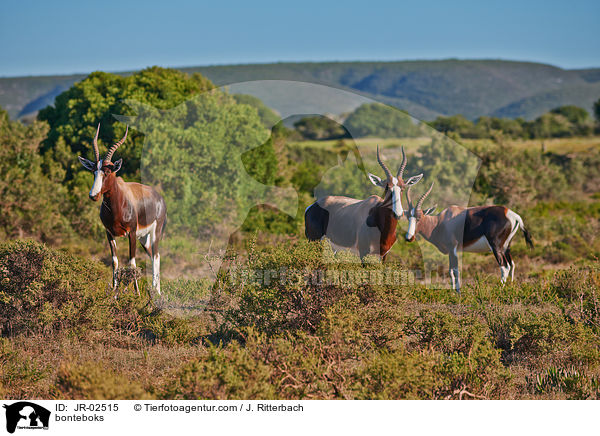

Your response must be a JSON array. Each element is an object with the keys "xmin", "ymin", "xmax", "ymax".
[
  {"xmin": 416, "ymin": 182, "xmax": 434, "ymax": 209},
  {"xmin": 405, "ymin": 184, "xmax": 414, "ymax": 209},
  {"xmin": 104, "ymin": 126, "xmax": 128, "ymax": 163},
  {"xmin": 376, "ymin": 145, "xmax": 393, "ymax": 180},
  {"xmin": 92, "ymin": 123, "xmax": 100, "ymax": 162},
  {"xmin": 396, "ymin": 146, "xmax": 407, "ymax": 180}
]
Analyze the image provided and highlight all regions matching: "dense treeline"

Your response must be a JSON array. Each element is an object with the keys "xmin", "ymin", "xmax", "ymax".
[
  {"xmin": 428, "ymin": 104, "xmax": 599, "ymax": 139},
  {"xmin": 293, "ymin": 102, "xmax": 600, "ymax": 140}
]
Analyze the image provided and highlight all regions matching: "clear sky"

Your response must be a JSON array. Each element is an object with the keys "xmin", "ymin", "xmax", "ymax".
[{"xmin": 1, "ymin": 0, "xmax": 598, "ymax": 77}]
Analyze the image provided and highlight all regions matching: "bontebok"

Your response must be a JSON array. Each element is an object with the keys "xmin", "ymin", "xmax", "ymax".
[
  {"xmin": 305, "ymin": 146, "xmax": 422, "ymax": 261},
  {"xmin": 78, "ymin": 124, "xmax": 167, "ymax": 297},
  {"xmin": 404, "ymin": 182, "xmax": 533, "ymax": 292}
]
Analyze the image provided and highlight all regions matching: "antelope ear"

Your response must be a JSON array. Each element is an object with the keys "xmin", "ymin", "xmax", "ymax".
[
  {"xmin": 78, "ymin": 156, "xmax": 96, "ymax": 172},
  {"xmin": 368, "ymin": 173, "xmax": 385, "ymax": 187},
  {"xmin": 112, "ymin": 159, "xmax": 123, "ymax": 173},
  {"xmin": 424, "ymin": 205, "xmax": 437, "ymax": 215},
  {"xmin": 404, "ymin": 173, "xmax": 423, "ymax": 186}
]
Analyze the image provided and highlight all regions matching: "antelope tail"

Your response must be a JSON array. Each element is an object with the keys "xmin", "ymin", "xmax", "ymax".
[
  {"xmin": 522, "ymin": 226, "xmax": 534, "ymax": 249},
  {"xmin": 515, "ymin": 214, "xmax": 533, "ymax": 248}
]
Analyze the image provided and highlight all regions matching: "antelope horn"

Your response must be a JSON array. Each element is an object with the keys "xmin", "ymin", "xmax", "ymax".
[
  {"xmin": 92, "ymin": 123, "xmax": 100, "ymax": 162},
  {"xmin": 416, "ymin": 182, "xmax": 434, "ymax": 209},
  {"xmin": 396, "ymin": 146, "xmax": 407, "ymax": 180},
  {"xmin": 405, "ymin": 184, "xmax": 413, "ymax": 209},
  {"xmin": 376, "ymin": 145, "xmax": 392, "ymax": 180},
  {"xmin": 104, "ymin": 126, "xmax": 128, "ymax": 163}
]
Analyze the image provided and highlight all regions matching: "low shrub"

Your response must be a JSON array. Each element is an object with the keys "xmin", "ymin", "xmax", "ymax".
[
  {"xmin": 57, "ymin": 361, "xmax": 152, "ymax": 399},
  {"xmin": 0, "ymin": 240, "xmax": 112, "ymax": 335},
  {"xmin": 163, "ymin": 336, "xmax": 276, "ymax": 400}
]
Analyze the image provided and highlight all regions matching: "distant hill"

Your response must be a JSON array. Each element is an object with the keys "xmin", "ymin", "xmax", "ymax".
[{"xmin": 1, "ymin": 60, "xmax": 599, "ymax": 121}]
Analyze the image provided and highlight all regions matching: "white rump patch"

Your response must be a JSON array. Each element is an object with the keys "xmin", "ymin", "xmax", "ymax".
[{"xmin": 504, "ymin": 210, "xmax": 521, "ymax": 250}]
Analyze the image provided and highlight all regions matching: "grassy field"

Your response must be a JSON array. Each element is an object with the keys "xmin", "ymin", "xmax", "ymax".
[
  {"xmin": 289, "ymin": 135, "xmax": 600, "ymax": 155},
  {"xmin": 287, "ymin": 137, "xmax": 432, "ymax": 151},
  {"xmin": 1, "ymin": 238, "xmax": 599, "ymax": 400}
]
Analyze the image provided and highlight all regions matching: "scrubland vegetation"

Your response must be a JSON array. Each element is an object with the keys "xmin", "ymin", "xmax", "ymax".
[{"xmin": 0, "ymin": 67, "xmax": 599, "ymax": 399}]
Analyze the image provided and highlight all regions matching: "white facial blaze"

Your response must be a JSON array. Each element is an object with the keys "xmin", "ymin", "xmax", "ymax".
[
  {"xmin": 391, "ymin": 177, "xmax": 403, "ymax": 218},
  {"xmin": 406, "ymin": 210, "xmax": 417, "ymax": 239},
  {"xmin": 90, "ymin": 161, "xmax": 103, "ymax": 198}
]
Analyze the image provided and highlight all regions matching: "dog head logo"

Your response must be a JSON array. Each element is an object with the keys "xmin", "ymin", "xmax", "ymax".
[{"xmin": 3, "ymin": 402, "xmax": 50, "ymax": 433}]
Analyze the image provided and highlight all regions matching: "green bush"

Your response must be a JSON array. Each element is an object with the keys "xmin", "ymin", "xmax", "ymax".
[
  {"xmin": 294, "ymin": 116, "xmax": 349, "ymax": 140},
  {"xmin": 529, "ymin": 365, "xmax": 600, "ymax": 399},
  {"xmin": 512, "ymin": 312, "xmax": 600, "ymax": 366},
  {"xmin": 345, "ymin": 103, "xmax": 422, "ymax": 138},
  {"xmin": 0, "ymin": 240, "xmax": 112, "ymax": 335},
  {"xmin": 57, "ymin": 361, "xmax": 152, "ymax": 399},
  {"xmin": 164, "ymin": 338, "xmax": 276, "ymax": 400},
  {"xmin": 0, "ymin": 108, "xmax": 69, "ymax": 241}
]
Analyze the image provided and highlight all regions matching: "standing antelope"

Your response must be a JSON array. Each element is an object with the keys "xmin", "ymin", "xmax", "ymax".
[
  {"xmin": 404, "ymin": 183, "xmax": 533, "ymax": 292},
  {"xmin": 78, "ymin": 124, "xmax": 167, "ymax": 297},
  {"xmin": 305, "ymin": 146, "xmax": 423, "ymax": 261}
]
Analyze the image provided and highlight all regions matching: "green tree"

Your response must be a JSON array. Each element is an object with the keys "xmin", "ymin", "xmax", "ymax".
[
  {"xmin": 550, "ymin": 105, "xmax": 593, "ymax": 136},
  {"xmin": 38, "ymin": 67, "xmax": 214, "ymax": 181},
  {"xmin": 550, "ymin": 105, "xmax": 590, "ymax": 125},
  {"xmin": 232, "ymin": 94, "xmax": 281, "ymax": 129},
  {"xmin": 294, "ymin": 116, "xmax": 349, "ymax": 140},
  {"xmin": 119, "ymin": 94, "xmax": 273, "ymax": 235},
  {"xmin": 38, "ymin": 67, "xmax": 277, "ymax": 238},
  {"xmin": 345, "ymin": 103, "xmax": 422, "ymax": 138},
  {"xmin": 530, "ymin": 112, "xmax": 574, "ymax": 138},
  {"xmin": 473, "ymin": 116, "xmax": 526, "ymax": 139},
  {"xmin": 0, "ymin": 107, "xmax": 69, "ymax": 241},
  {"xmin": 428, "ymin": 114, "xmax": 475, "ymax": 137}
]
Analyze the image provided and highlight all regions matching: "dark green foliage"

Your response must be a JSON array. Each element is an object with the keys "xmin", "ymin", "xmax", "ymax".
[
  {"xmin": 344, "ymin": 103, "xmax": 422, "ymax": 138},
  {"xmin": 429, "ymin": 114, "xmax": 475, "ymax": 136},
  {"xmin": 412, "ymin": 136, "xmax": 480, "ymax": 204},
  {"xmin": 0, "ymin": 108, "xmax": 69, "ymax": 241},
  {"xmin": 36, "ymin": 68, "xmax": 277, "ymax": 238},
  {"xmin": 233, "ymin": 94, "xmax": 280, "ymax": 128},
  {"xmin": 294, "ymin": 116, "xmax": 349, "ymax": 140},
  {"xmin": 127, "ymin": 95, "xmax": 271, "ymax": 235},
  {"xmin": 429, "ymin": 105, "xmax": 596, "ymax": 139},
  {"xmin": 472, "ymin": 145, "xmax": 600, "ymax": 206},
  {"xmin": 0, "ymin": 240, "xmax": 110, "ymax": 335},
  {"xmin": 38, "ymin": 67, "xmax": 214, "ymax": 181},
  {"xmin": 34, "ymin": 68, "xmax": 216, "ymax": 240}
]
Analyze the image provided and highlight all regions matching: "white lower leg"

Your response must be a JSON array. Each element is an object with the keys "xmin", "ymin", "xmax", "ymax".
[
  {"xmin": 510, "ymin": 261, "xmax": 515, "ymax": 282},
  {"xmin": 153, "ymin": 253, "xmax": 161, "ymax": 295},
  {"xmin": 112, "ymin": 256, "xmax": 118, "ymax": 289},
  {"xmin": 449, "ymin": 268, "xmax": 461, "ymax": 292},
  {"xmin": 500, "ymin": 265, "xmax": 510, "ymax": 284}
]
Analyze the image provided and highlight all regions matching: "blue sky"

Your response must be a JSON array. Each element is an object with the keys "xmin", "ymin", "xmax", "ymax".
[{"xmin": 1, "ymin": 0, "xmax": 598, "ymax": 77}]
